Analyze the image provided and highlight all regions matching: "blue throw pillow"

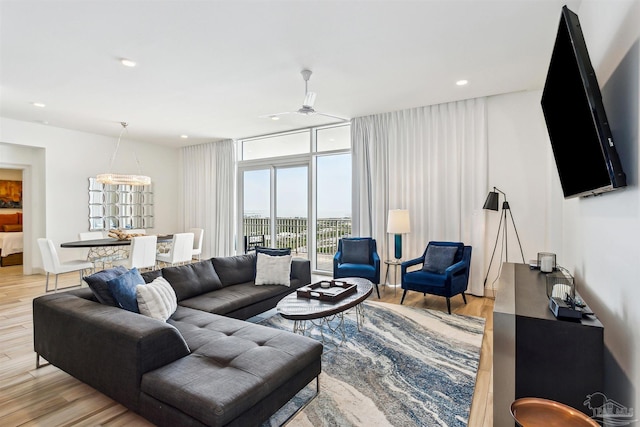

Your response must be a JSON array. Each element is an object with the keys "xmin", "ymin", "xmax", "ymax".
[
  {"xmin": 341, "ymin": 239, "xmax": 370, "ymax": 264},
  {"xmin": 84, "ymin": 266, "xmax": 129, "ymax": 306},
  {"xmin": 422, "ymin": 245, "xmax": 459, "ymax": 274},
  {"xmin": 107, "ymin": 267, "xmax": 145, "ymax": 313}
]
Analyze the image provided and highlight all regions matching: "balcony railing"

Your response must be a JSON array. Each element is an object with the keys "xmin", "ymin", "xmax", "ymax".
[{"xmin": 243, "ymin": 217, "xmax": 352, "ymax": 271}]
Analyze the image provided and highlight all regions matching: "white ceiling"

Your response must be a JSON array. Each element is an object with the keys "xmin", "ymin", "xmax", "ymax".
[{"xmin": 0, "ymin": 0, "xmax": 580, "ymax": 148}]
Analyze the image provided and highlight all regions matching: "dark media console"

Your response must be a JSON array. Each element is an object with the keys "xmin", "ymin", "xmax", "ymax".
[{"xmin": 493, "ymin": 263, "xmax": 604, "ymax": 426}]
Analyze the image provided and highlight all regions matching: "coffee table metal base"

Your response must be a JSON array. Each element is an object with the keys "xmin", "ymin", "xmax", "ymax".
[
  {"xmin": 277, "ymin": 278, "xmax": 373, "ymax": 350},
  {"xmin": 291, "ymin": 303, "xmax": 367, "ymax": 347}
]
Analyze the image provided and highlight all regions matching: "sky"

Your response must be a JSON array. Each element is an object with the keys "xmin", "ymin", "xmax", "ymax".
[{"xmin": 243, "ymin": 153, "xmax": 351, "ymax": 218}]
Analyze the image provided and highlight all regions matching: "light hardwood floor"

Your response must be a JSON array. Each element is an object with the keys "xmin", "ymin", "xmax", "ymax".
[{"xmin": 0, "ymin": 266, "xmax": 493, "ymax": 426}]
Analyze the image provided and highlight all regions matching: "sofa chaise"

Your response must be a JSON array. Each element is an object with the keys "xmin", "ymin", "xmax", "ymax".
[{"xmin": 33, "ymin": 252, "xmax": 322, "ymax": 427}]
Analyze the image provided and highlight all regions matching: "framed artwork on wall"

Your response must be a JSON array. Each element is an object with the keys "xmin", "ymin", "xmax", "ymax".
[{"xmin": 0, "ymin": 180, "xmax": 22, "ymax": 209}]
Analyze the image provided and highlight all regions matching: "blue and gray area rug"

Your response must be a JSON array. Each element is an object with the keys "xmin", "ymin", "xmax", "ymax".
[{"xmin": 259, "ymin": 301, "xmax": 485, "ymax": 427}]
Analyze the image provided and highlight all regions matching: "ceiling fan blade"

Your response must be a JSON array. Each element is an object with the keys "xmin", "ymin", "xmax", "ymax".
[
  {"xmin": 314, "ymin": 111, "xmax": 349, "ymax": 122},
  {"xmin": 303, "ymin": 92, "xmax": 317, "ymax": 108},
  {"xmin": 258, "ymin": 112, "xmax": 294, "ymax": 119}
]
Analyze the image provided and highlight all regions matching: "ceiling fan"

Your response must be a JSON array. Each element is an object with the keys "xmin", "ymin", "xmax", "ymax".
[{"xmin": 261, "ymin": 69, "xmax": 348, "ymax": 122}]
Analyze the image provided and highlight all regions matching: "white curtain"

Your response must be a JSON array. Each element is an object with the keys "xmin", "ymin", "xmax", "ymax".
[
  {"xmin": 182, "ymin": 140, "xmax": 235, "ymax": 258},
  {"xmin": 352, "ymin": 98, "xmax": 488, "ymax": 296}
]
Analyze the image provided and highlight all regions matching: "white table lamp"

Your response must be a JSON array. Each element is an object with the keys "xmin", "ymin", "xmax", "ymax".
[{"xmin": 387, "ymin": 209, "xmax": 410, "ymax": 259}]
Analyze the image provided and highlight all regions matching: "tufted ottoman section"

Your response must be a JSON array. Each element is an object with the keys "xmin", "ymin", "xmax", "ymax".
[{"xmin": 139, "ymin": 307, "xmax": 323, "ymax": 427}]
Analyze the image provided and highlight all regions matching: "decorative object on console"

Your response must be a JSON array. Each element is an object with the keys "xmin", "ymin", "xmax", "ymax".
[
  {"xmin": 482, "ymin": 187, "xmax": 525, "ymax": 288},
  {"xmin": 538, "ymin": 252, "xmax": 557, "ymax": 273},
  {"xmin": 545, "ymin": 268, "xmax": 575, "ymax": 299},
  {"xmin": 387, "ymin": 209, "xmax": 410, "ymax": 260},
  {"xmin": 96, "ymin": 122, "xmax": 151, "ymax": 186},
  {"xmin": 544, "ymin": 267, "xmax": 588, "ymax": 320}
]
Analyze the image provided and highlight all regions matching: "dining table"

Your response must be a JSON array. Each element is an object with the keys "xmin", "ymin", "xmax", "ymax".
[{"xmin": 61, "ymin": 235, "xmax": 173, "ymax": 268}]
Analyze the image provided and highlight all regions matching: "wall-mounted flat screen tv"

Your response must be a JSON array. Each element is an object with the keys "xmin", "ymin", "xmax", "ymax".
[{"xmin": 541, "ymin": 5, "xmax": 626, "ymax": 199}]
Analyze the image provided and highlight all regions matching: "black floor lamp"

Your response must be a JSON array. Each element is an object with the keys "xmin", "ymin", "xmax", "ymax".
[{"xmin": 483, "ymin": 187, "xmax": 525, "ymax": 287}]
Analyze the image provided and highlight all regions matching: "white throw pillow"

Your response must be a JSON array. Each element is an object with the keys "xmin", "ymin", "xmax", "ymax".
[
  {"xmin": 255, "ymin": 252, "xmax": 292, "ymax": 286},
  {"xmin": 136, "ymin": 277, "xmax": 177, "ymax": 321}
]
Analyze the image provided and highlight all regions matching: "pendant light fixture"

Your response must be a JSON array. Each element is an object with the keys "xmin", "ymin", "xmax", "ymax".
[{"xmin": 96, "ymin": 122, "xmax": 151, "ymax": 186}]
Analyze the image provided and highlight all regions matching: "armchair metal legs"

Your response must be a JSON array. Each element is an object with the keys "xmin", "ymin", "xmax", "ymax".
[
  {"xmin": 400, "ymin": 289, "xmax": 408, "ymax": 304},
  {"xmin": 400, "ymin": 290, "xmax": 467, "ymax": 315}
]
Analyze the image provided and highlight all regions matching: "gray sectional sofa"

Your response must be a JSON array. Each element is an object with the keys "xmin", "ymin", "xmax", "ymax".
[{"xmin": 33, "ymin": 253, "xmax": 322, "ymax": 427}]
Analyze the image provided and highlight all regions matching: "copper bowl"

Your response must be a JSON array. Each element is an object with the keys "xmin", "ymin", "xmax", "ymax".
[{"xmin": 511, "ymin": 397, "xmax": 599, "ymax": 427}]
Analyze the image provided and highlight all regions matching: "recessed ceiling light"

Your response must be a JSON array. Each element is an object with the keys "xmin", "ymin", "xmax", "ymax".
[
  {"xmin": 120, "ymin": 58, "xmax": 137, "ymax": 67},
  {"xmin": 180, "ymin": 135, "xmax": 189, "ymax": 139},
  {"xmin": 32, "ymin": 102, "xmax": 46, "ymax": 108},
  {"xmin": 456, "ymin": 80, "xmax": 469, "ymax": 86},
  {"xmin": 271, "ymin": 116, "xmax": 280, "ymax": 121}
]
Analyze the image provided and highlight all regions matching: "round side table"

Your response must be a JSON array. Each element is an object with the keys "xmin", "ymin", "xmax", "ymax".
[{"xmin": 383, "ymin": 259, "xmax": 402, "ymax": 296}]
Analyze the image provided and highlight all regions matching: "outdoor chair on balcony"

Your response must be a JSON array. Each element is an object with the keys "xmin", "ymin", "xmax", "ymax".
[
  {"xmin": 244, "ymin": 235, "xmax": 266, "ymax": 253},
  {"xmin": 333, "ymin": 237, "xmax": 381, "ymax": 298}
]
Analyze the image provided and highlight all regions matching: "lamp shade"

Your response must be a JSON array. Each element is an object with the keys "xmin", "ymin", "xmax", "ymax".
[
  {"xmin": 387, "ymin": 209, "xmax": 410, "ymax": 234},
  {"xmin": 483, "ymin": 191, "xmax": 500, "ymax": 211}
]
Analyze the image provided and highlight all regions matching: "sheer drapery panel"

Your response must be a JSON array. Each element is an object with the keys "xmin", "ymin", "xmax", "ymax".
[
  {"xmin": 182, "ymin": 140, "xmax": 235, "ymax": 258},
  {"xmin": 352, "ymin": 98, "xmax": 487, "ymax": 296}
]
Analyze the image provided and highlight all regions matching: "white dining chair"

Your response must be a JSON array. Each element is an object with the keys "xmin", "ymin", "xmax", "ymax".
[
  {"xmin": 189, "ymin": 228, "xmax": 204, "ymax": 261},
  {"xmin": 38, "ymin": 238, "xmax": 95, "ymax": 293},
  {"xmin": 79, "ymin": 231, "xmax": 104, "ymax": 240},
  {"xmin": 112, "ymin": 235, "xmax": 158, "ymax": 271},
  {"xmin": 156, "ymin": 232, "xmax": 194, "ymax": 268},
  {"xmin": 78, "ymin": 231, "xmax": 112, "ymax": 270}
]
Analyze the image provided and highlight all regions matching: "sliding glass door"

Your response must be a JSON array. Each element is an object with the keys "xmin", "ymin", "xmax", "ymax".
[
  {"xmin": 242, "ymin": 169, "xmax": 271, "ymax": 251},
  {"xmin": 241, "ymin": 165, "xmax": 309, "ymax": 258},
  {"xmin": 316, "ymin": 153, "xmax": 351, "ymax": 271},
  {"xmin": 238, "ymin": 123, "xmax": 350, "ymax": 273}
]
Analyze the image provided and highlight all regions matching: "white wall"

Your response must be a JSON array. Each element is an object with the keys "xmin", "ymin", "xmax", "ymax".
[
  {"xmin": 0, "ymin": 118, "xmax": 181, "ymax": 273},
  {"xmin": 484, "ymin": 90, "xmax": 563, "ymax": 292},
  {"xmin": 486, "ymin": 0, "xmax": 640, "ymax": 414},
  {"xmin": 568, "ymin": 0, "xmax": 640, "ymax": 413}
]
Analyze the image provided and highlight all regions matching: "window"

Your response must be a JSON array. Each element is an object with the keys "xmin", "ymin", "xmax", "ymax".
[
  {"xmin": 238, "ymin": 124, "xmax": 351, "ymax": 273},
  {"xmin": 242, "ymin": 131, "xmax": 309, "ymax": 160}
]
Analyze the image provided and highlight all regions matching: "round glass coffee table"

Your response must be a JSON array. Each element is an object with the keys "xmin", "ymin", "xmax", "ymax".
[{"xmin": 276, "ymin": 277, "xmax": 373, "ymax": 345}]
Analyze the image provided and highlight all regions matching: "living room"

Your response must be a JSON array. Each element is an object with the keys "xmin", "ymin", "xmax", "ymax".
[{"xmin": 1, "ymin": 0, "xmax": 639, "ymax": 425}]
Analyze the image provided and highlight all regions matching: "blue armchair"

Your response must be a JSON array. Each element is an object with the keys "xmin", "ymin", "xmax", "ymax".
[
  {"xmin": 333, "ymin": 237, "xmax": 381, "ymax": 298},
  {"xmin": 400, "ymin": 241, "xmax": 472, "ymax": 314}
]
